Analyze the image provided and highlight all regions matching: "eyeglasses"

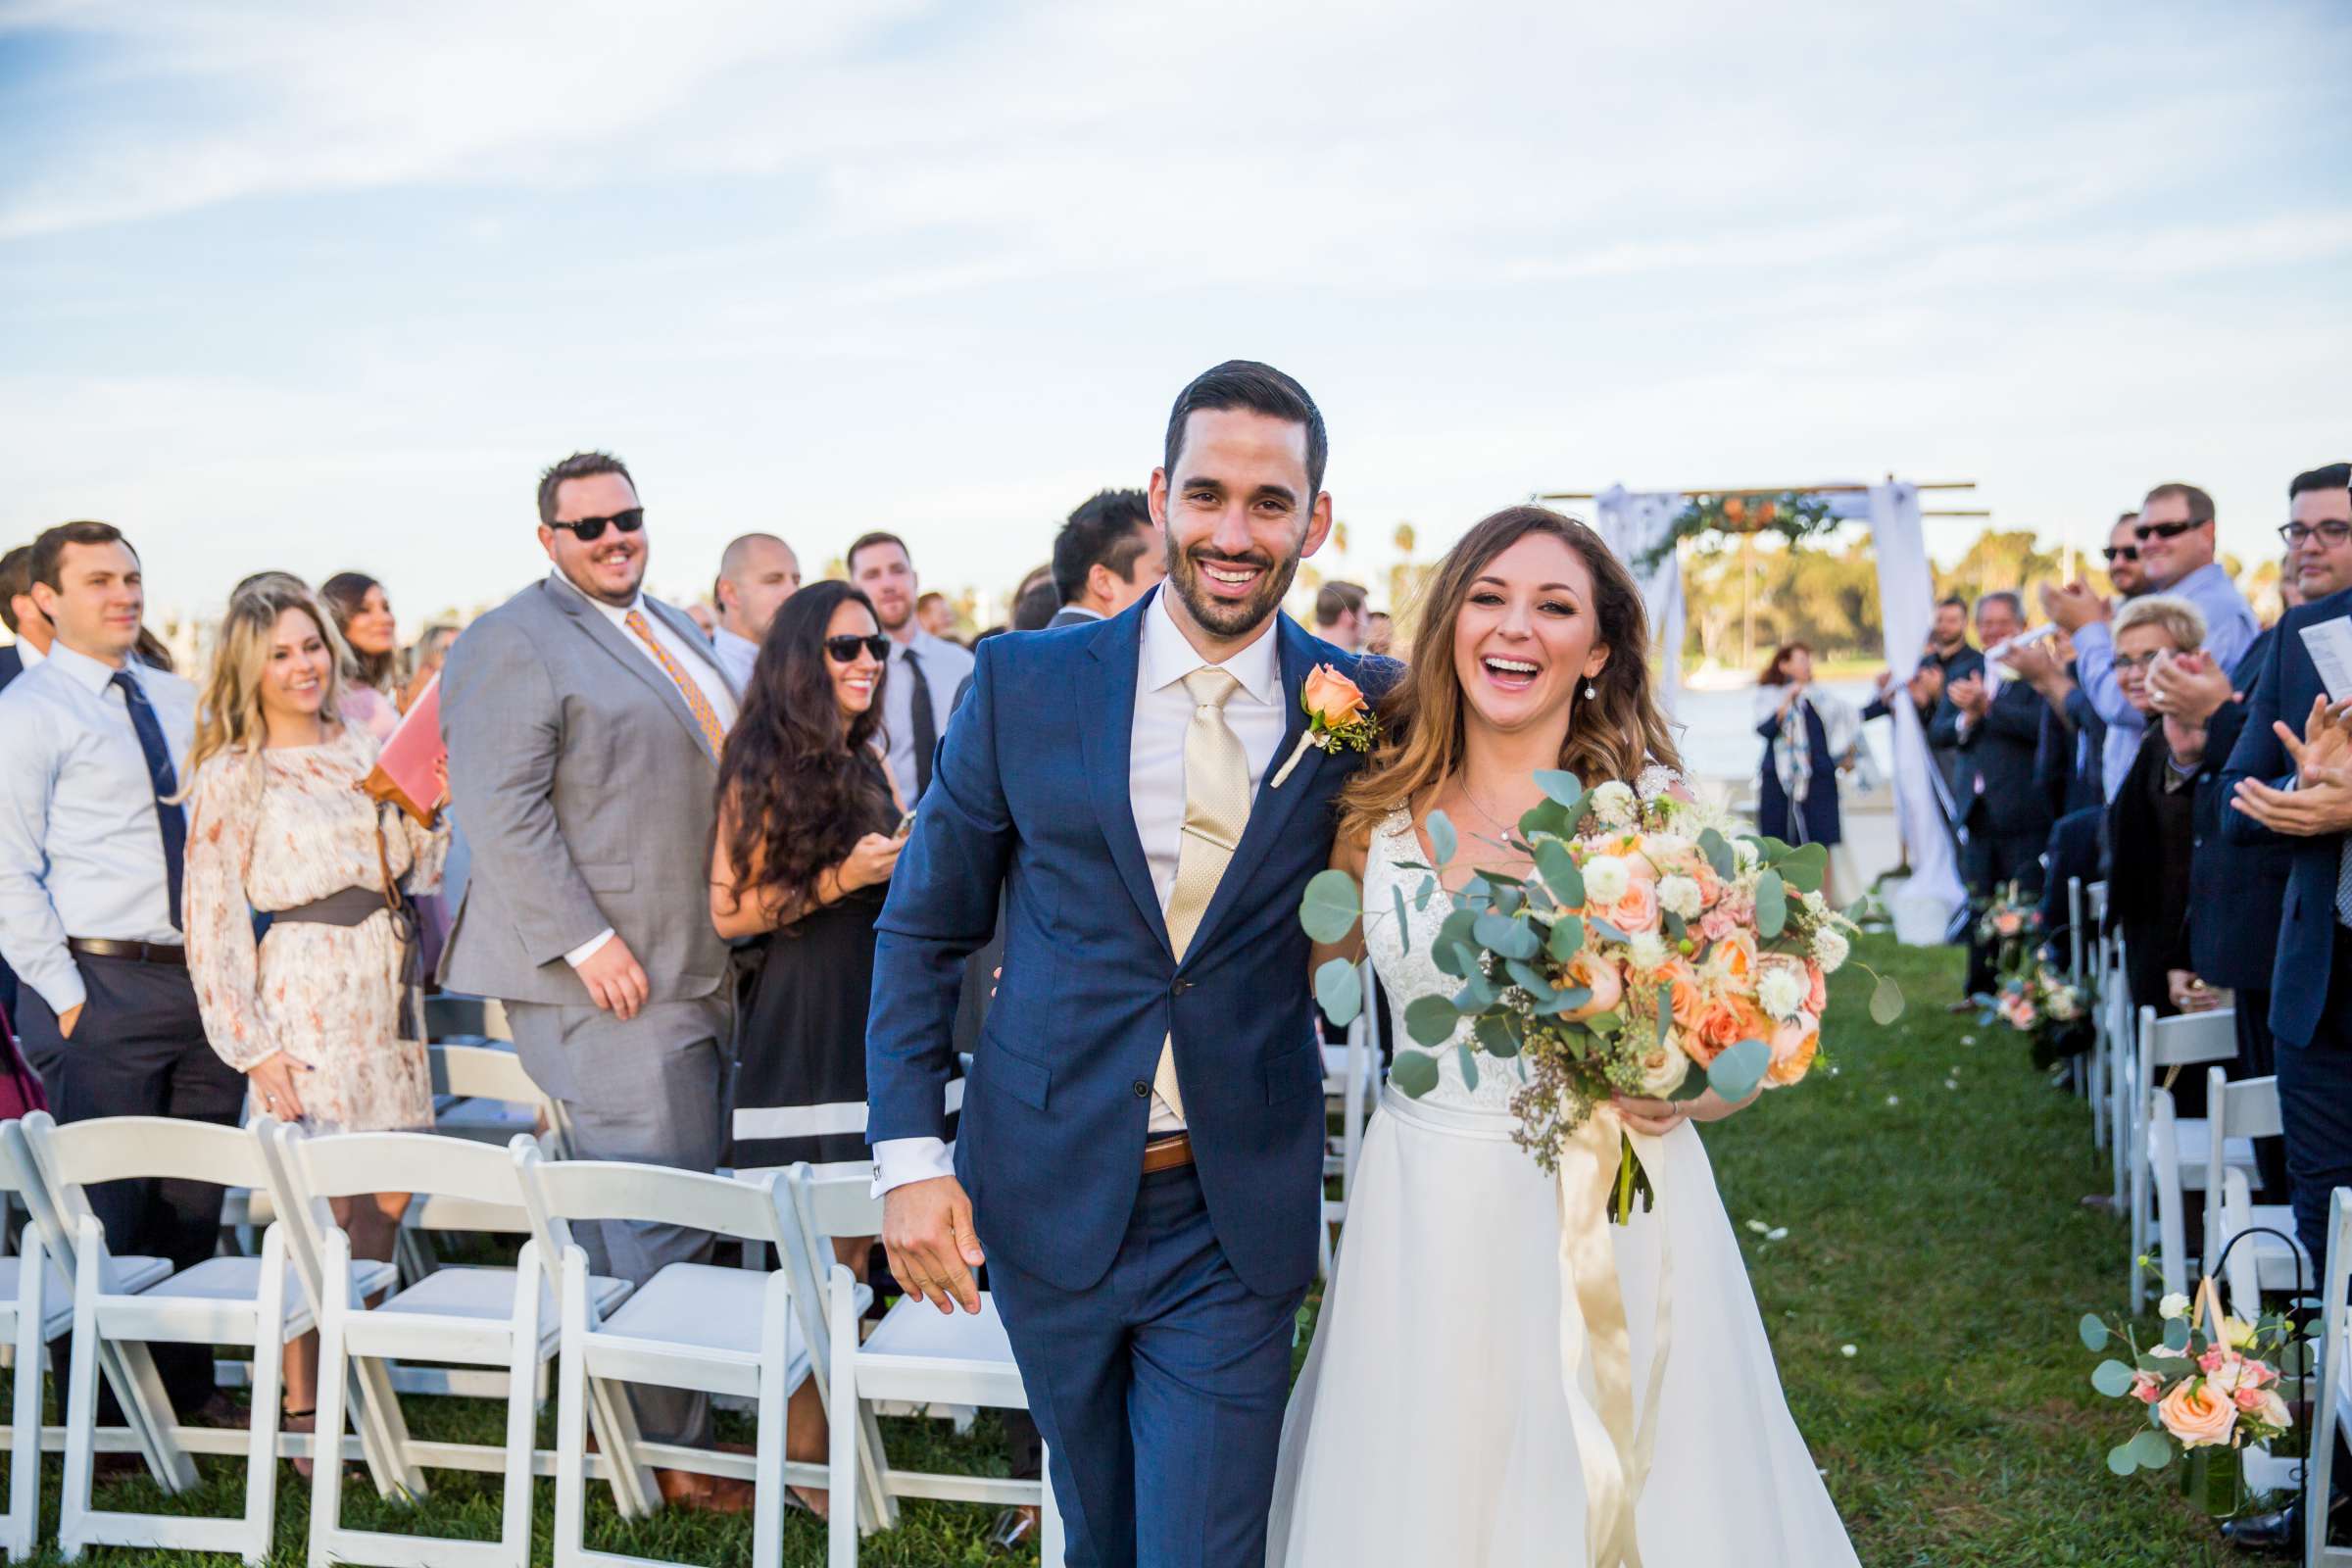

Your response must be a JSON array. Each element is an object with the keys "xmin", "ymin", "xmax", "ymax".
[
  {"xmin": 2278, "ymin": 520, "xmax": 2352, "ymax": 549},
  {"xmin": 824, "ymin": 634, "xmax": 890, "ymax": 663},
  {"xmin": 2110, "ymin": 651, "xmax": 2170, "ymax": 672},
  {"xmin": 2133, "ymin": 518, "xmax": 2201, "ymax": 542},
  {"xmin": 548, "ymin": 509, "xmax": 645, "ymax": 543},
  {"xmin": 2101, "ymin": 545, "xmax": 2138, "ymax": 563}
]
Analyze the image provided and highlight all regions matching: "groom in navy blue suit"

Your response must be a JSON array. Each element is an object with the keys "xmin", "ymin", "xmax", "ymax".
[{"xmin": 867, "ymin": 362, "xmax": 1387, "ymax": 1567}]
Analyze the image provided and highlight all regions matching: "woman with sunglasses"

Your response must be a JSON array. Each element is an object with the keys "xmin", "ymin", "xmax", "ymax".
[{"xmin": 709, "ymin": 579, "xmax": 923, "ymax": 1516}]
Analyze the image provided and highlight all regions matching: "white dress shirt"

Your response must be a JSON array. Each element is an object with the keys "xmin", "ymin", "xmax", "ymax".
[
  {"xmin": 0, "ymin": 643, "xmax": 197, "ymax": 1014},
  {"xmin": 880, "ymin": 628, "xmax": 975, "ymax": 805},
  {"xmin": 711, "ymin": 625, "xmax": 760, "ymax": 695},
  {"xmin": 12, "ymin": 638, "xmax": 43, "ymax": 669},
  {"xmin": 873, "ymin": 590, "xmax": 1287, "ymax": 1193},
  {"xmin": 547, "ymin": 571, "xmax": 739, "ymax": 968}
]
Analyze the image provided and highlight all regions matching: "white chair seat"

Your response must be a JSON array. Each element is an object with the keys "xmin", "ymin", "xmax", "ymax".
[
  {"xmin": 2225, "ymin": 1204, "xmax": 2313, "ymax": 1284},
  {"xmin": 146, "ymin": 1254, "xmax": 395, "ymax": 1325},
  {"xmin": 0, "ymin": 1253, "xmax": 171, "ymax": 1341},
  {"xmin": 601, "ymin": 1262, "xmax": 808, "ymax": 1361},
  {"xmin": 861, "ymin": 1293, "xmax": 1016, "ymax": 1365},
  {"xmin": 2168, "ymin": 1123, "xmax": 2259, "ymax": 1188},
  {"xmin": 432, "ymin": 1100, "xmax": 541, "ymax": 1144},
  {"xmin": 376, "ymin": 1263, "xmax": 629, "ymax": 1350}
]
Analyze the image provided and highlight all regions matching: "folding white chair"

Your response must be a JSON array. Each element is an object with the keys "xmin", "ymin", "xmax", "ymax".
[
  {"xmin": 515, "ymin": 1147, "xmax": 859, "ymax": 1568},
  {"xmin": 2306, "ymin": 1187, "xmax": 2352, "ymax": 1568},
  {"xmin": 782, "ymin": 1165, "xmax": 1063, "ymax": 1568},
  {"xmin": 19, "ymin": 1111, "xmax": 392, "ymax": 1565},
  {"xmin": 1316, "ymin": 961, "xmax": 1382, "ymax": 1276},
  {"xmin": 265, "ymin": 1123, "xmax": 653, "ymax": 1568},
  {"xmin": 2200, "ymin": 1068, "xmax": 2312, "ymax": 1323},
  {"xmin": 2128, "ymin": 1005, "xmax": 2256, "ymax": 1312},
  {"xmin": 2101, "ymin": 929, "xmax": 2133, "ymax": 1203},
  {"xmin": 2065, "ymin": 877, "xmax": 2091, "ymax": 1105},
  {"xmin": 427, "ymin": 1040, "xmax": 568, "ymax": 1156}
]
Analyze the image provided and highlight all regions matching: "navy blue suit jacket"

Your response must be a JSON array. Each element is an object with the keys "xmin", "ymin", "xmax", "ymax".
[
  {"xmin": 0, "ymin": 644, "xmax": 19, "ymax": 1023},
  {"xmin": 1931, "ymin": 675, "xmax": 2055, "ymax": 843},
  {"xmin": 867, "ymin": 593, "xmax": 1385, "ymax": 1296},
  {"xmin": 2221, "ymin": 587, "xmax": 2352, "ymax": 1047},
  {"xmin": 2188, "ymin": 640, "xmax": 2292, "ymax": 992}
]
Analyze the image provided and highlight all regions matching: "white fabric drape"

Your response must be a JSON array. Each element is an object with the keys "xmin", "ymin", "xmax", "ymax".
[
  {"xmin": 1589, "ymin": 486, "xmax": 1687, "ymax": 717},
  {"xmin": 1860, "ymin": 481, "xmax": 1966, "ymax": 943}
]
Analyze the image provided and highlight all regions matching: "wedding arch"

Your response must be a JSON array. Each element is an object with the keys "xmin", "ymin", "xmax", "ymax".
[{"xmin": 1534, "ymin": 479, "xmax": 1984, "ymax": 947}]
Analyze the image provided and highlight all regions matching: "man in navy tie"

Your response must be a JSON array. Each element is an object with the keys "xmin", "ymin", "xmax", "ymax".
[{"xmin": 0, "ymin": 521, "xmax": 245, "ymax": 1420}]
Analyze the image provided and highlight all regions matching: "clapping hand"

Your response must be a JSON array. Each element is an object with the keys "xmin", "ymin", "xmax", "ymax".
[
  {"xmin": 1909, "ymin": 662, "xmax": 1946, "ymax": 710},
  {"xmin": 2147, "ymin": 650, "xmax": 2234, "ymax": 726},
  {"xmin": 2002, "ymin": 635, "xmax": 2063, "ymax": 688},
  {"xmin": 1947, "ymin": 671, "xmax": 1990, "ymax": 718},
  {"xmin": 2231, "ymin": 695, "xmax": 2352, "ymax": 836},
  {"xmin": 2040, "ymin": 578, "xmax": 2112, "ymax": 633}
]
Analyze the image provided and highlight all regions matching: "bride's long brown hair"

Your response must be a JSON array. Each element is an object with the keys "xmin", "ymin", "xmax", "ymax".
[{"xmin": 1338, "ymin": 506, "xmax": 1681, "ymax": 845}]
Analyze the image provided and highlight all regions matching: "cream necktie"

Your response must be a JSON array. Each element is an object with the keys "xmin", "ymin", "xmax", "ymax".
[{"xmin": 1154, "ymin": 667, "xmax": 1250, "ymax": 1122}]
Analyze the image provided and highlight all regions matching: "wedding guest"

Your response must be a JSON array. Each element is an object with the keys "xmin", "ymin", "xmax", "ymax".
[
  {"xmin": 404, "ymin": 622, "xmax": 459, "ymax": 710},
  {"xmin": 710, "ymin": 531, "xmax": 801, "ymax": 692},
  {"xmin": 710, "ymin": 579, "xmax": 921, "ymax": 1516},
  {"xmin": 916, "ymin": 590, "xmax": 958, "ymax": 642},
  {"xmin": 181, "ymin": 576, "xmax": 447, "ymax": 1453},
  {"xmin": 1050, "ymin": 489, "xmax": 1163, "ymax": 628},
  {"xmin": 849, "ymin": 531, "xmax": 973, "ymax": 807},
  {"xmin": 439, "ymin": 452, "xmax": 747, "ymax": 1508},
  {"xmin": 1930, "ymin": 592, "xmax": 2055, "ymax": 998},
  {"xmin": 1364, "ymin": 610, "xmax": 1395, "ymax": 659},
  {"xmin": 0, "ymin": 544, "xmax": 53, "ymax": 679},
  {"xmin": 2283, "ymin": 463, "xmax": 2352, "ymax": 608},
  {"xmin": 0, "ymin": 521, "xmax": 244, "ymax": 1422},
  {"xmin": 319, "ymin": 570, "xmax": 403, "ymax": 740},
  {"xmin": 1313, "ymin": 579, "xmax": 1369, "ymax": 652},
  {"xmin": 684, "ymin": 600, "xmax": 717, "ymax": 638},
  {"xmin": 1752, "ymin": 641, "xmax": 1858, "ymax": 902},
  {"xmin": 2046, "ymin": 484, "xmax": 2258, "ymax": 800}
]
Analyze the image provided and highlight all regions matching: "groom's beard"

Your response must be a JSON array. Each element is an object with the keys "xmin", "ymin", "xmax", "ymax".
[{"xmin": 1165, "ymin": 543, "xmax": 1301, "ymax": 641}]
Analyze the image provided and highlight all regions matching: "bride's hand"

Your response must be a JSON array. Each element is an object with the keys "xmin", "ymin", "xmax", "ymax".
[{"xmin": 1611, "ymin": 1087, "xmax": 1751, "ymax": 1135}]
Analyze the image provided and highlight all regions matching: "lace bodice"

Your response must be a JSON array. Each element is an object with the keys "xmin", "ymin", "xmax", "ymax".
[{"xmin": 1361, "ymin": 763, "xmax": 1684, "ymax": 1115}]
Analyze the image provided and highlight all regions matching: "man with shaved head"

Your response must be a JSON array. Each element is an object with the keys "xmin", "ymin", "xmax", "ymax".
[{"xmin": 710, "ymin": 532, "xmax": 801, "ymax": 691}]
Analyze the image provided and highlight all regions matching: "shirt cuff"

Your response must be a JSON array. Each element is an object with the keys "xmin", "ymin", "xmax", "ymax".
[
  {"xmin": 564, "ymin": 928, "xmax": 616, "ymax": 968},
  {"xmin": 33, "ymin": 968, "xmax": 87, "ymax": 1019},
  {"xmin": 871, "ymin": 1136, "xmax": 956, "ymax": 1198}
]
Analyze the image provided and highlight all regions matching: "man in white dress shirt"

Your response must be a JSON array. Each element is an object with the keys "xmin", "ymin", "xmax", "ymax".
[
  {"xmin": 0, "ymin": 521, "xmax": 245, "ymax": 1421},
  {"xmin": 709, "ymin": 531, "xmax": 800, "ymax": 693},
  {"xmin": 849, "ymin": 530, "xmax": 974, "ymax": 807}
]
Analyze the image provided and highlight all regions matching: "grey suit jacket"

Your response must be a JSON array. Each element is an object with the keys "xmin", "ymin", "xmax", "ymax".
[{"xmin": 437, "ymin": 576, "xmax": 737, "ymax": 1006}]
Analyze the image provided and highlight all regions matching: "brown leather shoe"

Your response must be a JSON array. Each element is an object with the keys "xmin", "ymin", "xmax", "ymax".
[{"xmin": 654, "ymin": 1466, "xmax": 757, "ymax": 1514}]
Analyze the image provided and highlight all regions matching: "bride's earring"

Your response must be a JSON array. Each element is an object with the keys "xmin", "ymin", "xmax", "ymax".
[{"xmin": 1584, "ymin": 681, "xmax": 1598, "ymax": 699}]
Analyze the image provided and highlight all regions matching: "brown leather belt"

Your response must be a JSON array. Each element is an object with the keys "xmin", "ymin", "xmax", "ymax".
[
  {"xmin": 1142, "ymin": 1133, "xmax": 1194, "ymax": 1174},
  {"xmin": 67, "ymin": 937, "xmax": 185, "ymax": 966}
]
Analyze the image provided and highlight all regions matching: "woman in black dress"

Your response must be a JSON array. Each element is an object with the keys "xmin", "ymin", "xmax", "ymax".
[
  {"xmin": 1752, "ymin": 640, "xmax": 1860, "ymax": 903},
  {"xmin": 710, "ymin": 580, "xmax": 913, "ymax": 1516}
]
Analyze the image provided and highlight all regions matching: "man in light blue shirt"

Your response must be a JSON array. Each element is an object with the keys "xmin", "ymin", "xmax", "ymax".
[
  {"xmin": 0, "ymin": 521, "xmax": 244, "ymax": 1420},
  {"xmin": 708, "ymin": 531, "xmax": 799, "ymax": 694},
  {"xmin": 2044, "ymin": 482, "xmax": 2258, "ymax": 801}
]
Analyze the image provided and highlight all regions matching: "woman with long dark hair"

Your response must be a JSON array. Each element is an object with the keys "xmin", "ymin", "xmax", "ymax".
[
  {"xmin": 1751, "ymin": 640, "xmax": 1858, "ymax": 901},
  {"xmin": 318, "ymin": 570, "xmax": 403, "ymax": 740},
  {"xmin": 1268, "ymin": 507, "xmax": 1858, "ymax": 1567},
  {"xmin": 709, "ymin": 579, "xmax": 917, "ymax": 1517}
]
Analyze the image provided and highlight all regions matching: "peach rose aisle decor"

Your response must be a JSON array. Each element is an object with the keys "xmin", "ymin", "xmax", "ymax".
[{"xmin": 1300, "ymin": 768, "xmax": 1903, "ymax": 1223}]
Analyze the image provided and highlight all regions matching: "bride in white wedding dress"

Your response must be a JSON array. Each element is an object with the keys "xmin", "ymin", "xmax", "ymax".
[{"xmin": 1268, "ymin": 508, "xmax": 1858, "ymax": 1568}]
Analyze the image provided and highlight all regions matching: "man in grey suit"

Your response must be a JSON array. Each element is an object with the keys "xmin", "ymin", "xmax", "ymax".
[
  {"xmin": 1048, "ymin": 488, "xmax": 1164, "ymax": 630},
  {"xmin": 438, "ymin": 452, "xmax": 749, "ymax": 1506}
]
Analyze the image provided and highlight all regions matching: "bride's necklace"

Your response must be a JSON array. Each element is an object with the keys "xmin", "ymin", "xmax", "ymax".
[{"xmin": 1456, "ymin": 772, "xmax": 1526, "ymax": 842}]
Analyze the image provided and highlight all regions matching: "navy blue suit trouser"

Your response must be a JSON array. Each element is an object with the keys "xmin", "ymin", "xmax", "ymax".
[
  {"xmin": 2275, "ymin": 930, "xmax": 2352, "ymax": 1276},
  {"xmin": 987, "ymin": 1164, "xmax": 1303, "ymax": 1568}
]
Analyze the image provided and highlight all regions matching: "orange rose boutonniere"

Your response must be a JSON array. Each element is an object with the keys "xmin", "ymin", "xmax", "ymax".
[{"xmin": 1271, "ymin": 663, "xmax": 1379, "ymax": 787}]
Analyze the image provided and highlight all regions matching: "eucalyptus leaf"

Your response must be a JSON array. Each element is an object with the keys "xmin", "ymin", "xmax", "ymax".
[
  {"xmin": 1461, "ymin": 875, "xmax": 1494, "ymax": 913},
  {"xmin": 1313, "ymin": 957, "xmax": 1362, "ymax": 1025},
  {"xmin": 1777, "ymin": 842, "xmax": 1828, "ymax": 894},
  {"xmin": 1869, "ymin": 974, "xmax": 1905, "ymax": 1026},
  {"xmin": 2089, "ymin": 1359, "xmax": 2138, "ymax": 1397},
  {"xmin": 1435, "ymin": 909, "xmax": 1479, "ymax": 959},
  {"xmin": 2079, "ymin": 1314, "xmax": 2110, "ymax": 1352},
  {"xmin": 1539, "ymin": 984, "xmax": 1592, "ymax": 1017},
  {"xmin": 1390, "ymin": 1051, "xmax": 1440, "ymax": 1099},
  {"xmin": 1697, "ymin": 826, "xmax": 1736, "ymax": 880},
  {"xmin": 1415, "ymin": 874, "xmax": 1437, "ymax": 913},
  {"xmin": 1425, "ymin": 809, "xmax": 1457, "ymax": 866},
  {"xmin": 1489, "ymin": 880, "xmax": 1522, "ymax": 916},
  {"xmin": 1756, "ymin": 870, "xmax": 1788, "ymax": 939},
  {"xmin": 1299, "ymin": 869, "xmax": 1364, "ymax": 945},
  {"xmin": 1586, "ymin": 1010, "xmax": 1623, "ymax": 1036},
  {"xmin": 1433, "ymin": 941, "xmax": 1470, "ymax": 979},
  {"xmin": 1518, "ymin": 798, "xmax": 1570, "ymax": 840},
  {"xmin": 2126, "ymin": 1429, "xmax": 2172, "ymax": 1469},
  {"xmin": 2163, "ymin": 1316, "xmax": 2191, "ymax": 1352},
  {"xmin": 2106, "ymin": 1444, "xmax": 2140, "ymax": 1477},
  {"xmin": 1655, "ymin": 983, "xmax": 1676, "ymax": 1049},
  {"xmin": 1558, "ymin": 793, "xmax": 1595, "ymax": 836},
  {"xmin": 1404, "ymin": 995, "xmax": 1463, "ymax": 1048},
  {"xmin": 1587, "ymin": 917, "xmax": 1630, "ymax": 945},
  {"xmin": 1548, "ymin": 914, "xmax": 1587, "ymax": 961},
  {"xmin": 1707, "ymin": 1037, "xmax": 1771, "ymax": 1103},
  {"xmin": 1533, "ymin": 768, "xmax": 1586, "ymax": 807},
  {"xmin": 1452, "ymin": 974, "xmax": 1497, "ymax": 1013},
  {"xmin": 1534, "ymin": 839, "xmax": 1586, "ymax": 907},
  {"xmin": 1391, "ymin": 885, "xmax": 1412, "ymax": 956},
  {"xmin": 1505, "ymin": 956, "xmax": 1556, "ymax": 1000},
  {"xmin": 1475, "ymin": 1013, "xmax": 1522, "ymax": 1058},
  {"xmin": 1663, "ymin": 909, "xmax": 1687, "ymax": 943},
  {"xmin": 1474, "ymin": 911, "xmax": 1540, "ymax": 960},
  {"xmin": 1456, "ymin": 1044, "xmax": 1481, "ymax": 1092}
]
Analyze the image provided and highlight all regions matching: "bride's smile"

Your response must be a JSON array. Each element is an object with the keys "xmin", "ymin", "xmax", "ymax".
[{"xmin": 1451, "ymin": 531, "xmax": 1611, "ymax": 734}]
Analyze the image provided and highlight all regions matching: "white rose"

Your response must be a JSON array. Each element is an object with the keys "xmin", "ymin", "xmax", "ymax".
[
  {"xmin": 1638, "ymin": 1045, "xmax": 1690, "ymax": 1097},
  {"xmin": 1590, "ymin": 780, "xmax": 1637, "ymax": 826},
  {"xmin": 1629, "ymin": 931, "xmax": 1669, "ymax": 972},
  {"xmin": 1810, "ymin": 926, "xmax": 1850, "ymax": 973},
  {"xmin": 1582, "ymin": 856, "xmax": 1631, "ymax": 907},
  {"xmin": 2253, "ymin": 1389, "xmax": 2291, "ymax": 1429},
  {"xmin": 2159, "ymin": 1292, "xmax": 2192, "ymax": 1320},
  {"xmin": 1656, "ymin": 874, "xmax": 1703, "ymax": 922},
  {"xmin": 1757, "ymin": 962, "xmax": 1807, "ymax": 1022},
  {"xmin": 1803, "ymin": 889, "xmax": 1830, "ymax": 917},
  {"xmin": 1733, "ymin": 837, "xmax": 1763, "ymax": 871}
]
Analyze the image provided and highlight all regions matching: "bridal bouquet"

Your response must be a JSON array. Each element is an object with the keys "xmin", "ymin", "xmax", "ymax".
[
  {"xmin": 2079, "ymin": 1280, "xmax": 2304, "ymax": 1516},
  {"xmin": 1301, "ymin": 770, "xmax": 1901, "ymax": 1220}
]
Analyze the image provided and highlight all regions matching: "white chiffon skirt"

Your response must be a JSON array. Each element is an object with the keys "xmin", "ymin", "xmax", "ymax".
[{"xmin": 1267, "ymin": 1087, "xmax": 1859, "ymax": 1568}]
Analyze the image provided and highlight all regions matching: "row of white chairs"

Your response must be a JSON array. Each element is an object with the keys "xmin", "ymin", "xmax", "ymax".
[{"xmin": 0, "ymin": 1111, "xmax": 1062, "ymax": 1568}]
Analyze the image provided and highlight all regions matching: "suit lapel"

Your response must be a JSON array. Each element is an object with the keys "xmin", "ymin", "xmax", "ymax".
[
  {"xmin": 1078, "ymin": 606, "xmax": 1174, "ymax": 958},
  {"xmin": 1181, "ymin": 615, "xmax": 1325, "ymax": 969},
  {"xmin": 544, "ymin": 580, "xmax": 719, "ymax": 764}
]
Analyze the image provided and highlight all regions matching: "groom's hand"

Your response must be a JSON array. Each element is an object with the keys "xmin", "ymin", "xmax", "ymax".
[{"xmin": 883, "ymin": 1175, "xmax": 985, "ymax": 1315}]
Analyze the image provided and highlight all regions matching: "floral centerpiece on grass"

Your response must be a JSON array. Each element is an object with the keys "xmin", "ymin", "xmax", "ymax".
[
  {"xmin": 1301, "ymin": 770, "xmax": 1902, "ymax": 1220},
  {"xmin": 2079, "ymin": 1279, "xmax": 2305, "ymax": 1516},
  {"xmin": 1988, "ymin": 960, "xmax": 2094, "ymax": 1068}
]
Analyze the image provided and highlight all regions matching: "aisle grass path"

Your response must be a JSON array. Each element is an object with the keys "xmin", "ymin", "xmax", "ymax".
[{"xmin": 5, "ymin": 932, "xmax": 2261, "ymax": 1564}]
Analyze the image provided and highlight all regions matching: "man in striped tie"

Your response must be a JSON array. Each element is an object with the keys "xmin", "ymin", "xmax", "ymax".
[{"xmin": 438, "ymin": 452, "xmax": 753, "ymax": 1511}]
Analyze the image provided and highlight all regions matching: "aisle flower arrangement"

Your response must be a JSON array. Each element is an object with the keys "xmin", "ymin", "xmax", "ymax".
[
  {"xmin": 1300, "ymin": 770, "xmax": 1902, "ymax": 1220},
  {"xmin": 1987, "ymin": 959, "xmax": 2094, "ymax": 1068}
]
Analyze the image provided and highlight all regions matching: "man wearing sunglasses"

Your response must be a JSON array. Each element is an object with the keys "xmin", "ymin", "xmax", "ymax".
[
  {"xmin": 438, "ymin": 450, "xmax": 753, "ymax": 1510},
  {"xmin": 2045, "ymin": 483, "xmax": 2258, "ymax": 801}
]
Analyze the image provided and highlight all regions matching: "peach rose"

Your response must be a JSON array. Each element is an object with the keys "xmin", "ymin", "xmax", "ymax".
[
  {"xmin": 1559, "ymin": 949, "xmax": 1624, "ymax": 1021},
  {"xmin": 1766, "ymin": 1011, "xmax": 1820, "ymax": 1086},
  {"xmin": 1690, "ymin": 994, "xmax": 1771, "ymax": 1066},
  {"xmin": 1655, "ymin": 957, "xmax": 1706, "ymax": 1033},
  {"xmin": 1300, "ymin": 664, "xmax": 1367, "ymax": 726},
  {"xmin": 1699, "ymin": 906, "xmax": 1738, "ymax": 944},
  {"xmin": 1607, "ymin": 878, "xmax": 1661, "ymax": 935},
  {"xmin": 2155, "ymin": 1381, "xmax": 2238, "ymax": 1449},
  {"xmin": 1803, "ymin": 961, "xmax": 1829, "ymax": 1017},
  {"xmin": 1705, "ymin": 929, "xmax": 1760, "ymax": 991}
]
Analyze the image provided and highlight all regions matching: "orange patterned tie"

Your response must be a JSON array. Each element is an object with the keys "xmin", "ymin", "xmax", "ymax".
[{"xmin": 623, "ymin": 609, "xmax": 728, "ymax": 760}]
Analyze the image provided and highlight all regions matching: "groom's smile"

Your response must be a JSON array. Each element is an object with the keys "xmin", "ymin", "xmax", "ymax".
[{"xmin": 1151, "ymin": 405, "xmax": 1335, "ymax": 653}]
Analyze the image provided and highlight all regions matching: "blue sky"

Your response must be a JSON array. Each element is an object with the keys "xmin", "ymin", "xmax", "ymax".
[{"xmin": 3, "ymin": 0, "xmax": 2347, "ymax": 628}]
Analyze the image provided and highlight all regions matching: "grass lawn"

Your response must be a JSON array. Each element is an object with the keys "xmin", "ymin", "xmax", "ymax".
[{"xmin": 3, "ymin": 931, "xmax": 2270, "ymax": 1564}]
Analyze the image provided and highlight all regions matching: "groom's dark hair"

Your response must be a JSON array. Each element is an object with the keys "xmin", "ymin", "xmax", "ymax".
[{"xmin": 1162, "ymin": 361, "xmax": 1328, "ymax": 500}]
